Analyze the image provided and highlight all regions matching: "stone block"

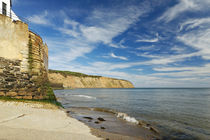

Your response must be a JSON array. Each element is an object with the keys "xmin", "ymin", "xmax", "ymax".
[
  {"xmin": 15, "ymin": 96, "xmax": 23, "ymax": 99},
  {"xmin": 6, "ymin": 92, "xmax": 17, "ymax": 97},
  {"xmin": 33, "ymin": 95, "xmax": 44, "ymax": 100},
  {"xmin": 0, "ymin": 92, "xmax": 5, "ymax": 96},
  {"xmin": 17, "ymin": 92, "xmax": 27, "ymax": 96},
  {"xmin": 22, "ymin": 96, "xmax": 33, "ymax": 100}
]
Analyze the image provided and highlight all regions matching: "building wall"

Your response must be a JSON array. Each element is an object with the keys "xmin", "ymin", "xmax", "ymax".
[
  {"xmin": 0, "ymin": 0, "xmax": 11, "ymax": 17},
  {"xmin": 0, "ymin": 14, "xmax": 49, "ymax": 100},
  {"xmin": 0, "ymin": 14, "xmax": 29, "ymax": 72}
]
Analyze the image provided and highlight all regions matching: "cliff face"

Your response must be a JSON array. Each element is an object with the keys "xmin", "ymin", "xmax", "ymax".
[{"xmin": 48, "ymin": 70, "xmax": 134, "ymax": 89}]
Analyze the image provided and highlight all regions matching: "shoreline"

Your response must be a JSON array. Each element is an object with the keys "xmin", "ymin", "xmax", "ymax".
[
  {"xmin": 66, "ymin": 107, "xmax": 160, "ymax": 140},
  {"xmin": 0, "ymin": 100, "xmax": 100, "ymax": 140},
  {"xmin": 0, "ymin": 100, "xmax": 160, "ymax": 140}
]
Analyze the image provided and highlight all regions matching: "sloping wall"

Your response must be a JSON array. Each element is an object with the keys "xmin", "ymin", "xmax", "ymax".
[{"xmin": 0, "ymin": 14, "xmax": 49, "ymax": 100}]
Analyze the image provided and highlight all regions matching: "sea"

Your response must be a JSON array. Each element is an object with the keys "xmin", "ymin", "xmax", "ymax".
[{"xmin": 54, "ymin": 88, "xmax": 210, "ymax": 140}]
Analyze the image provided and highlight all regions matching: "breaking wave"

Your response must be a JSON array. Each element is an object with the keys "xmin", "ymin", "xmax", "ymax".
[
  {"xmin": 91, "ymin": 108, "xmax": 159, "ymax": 133},
  {"xmin": 116, "ymin": 112, "xmax": 139, "ymax": 124}
]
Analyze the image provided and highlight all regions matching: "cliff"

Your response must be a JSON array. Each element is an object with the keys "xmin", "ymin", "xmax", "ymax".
[{"xmin": 48, "ymin": 70, "xmax": 134, "ymax": 89}]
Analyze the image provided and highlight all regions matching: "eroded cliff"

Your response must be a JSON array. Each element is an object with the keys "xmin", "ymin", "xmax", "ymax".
[{"xmin": 48, "ymin": 70, "xmax": 134, "ymax": 89}]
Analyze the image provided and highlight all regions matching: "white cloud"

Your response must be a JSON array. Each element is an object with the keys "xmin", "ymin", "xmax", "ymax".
[
  {"xmin": 57, "ymin": 27, "xmax": 79, "ymax": 38},
  {"xmin": 137, "ymin": 45, "xmax": 156, "ymax": 51},
  {"xmin": 136, "ymin": 33, "xmax": 159, "ymax": 43},
  {"xmin": 28, "ymin": 11, "xmax": 51, "ymax": 25},
  {"xmin": 47, "ymin": 37, "xmax": 95, "ymax": 69},
  {"xmin": 152, "ymin": 64, "xmax": 210, "ymax": 77},
  {"xmin": 80, "ymin": 5, "xmax": 149, "ymax": 44},
  {"xmin": 171, "ymin": 46, "xmax": 186, "ymax": 53},
  {"xmin": 56, "ymin": 61, "xmax": 210, "ymax": 87},
  {"xmin": 136, "ymin": 38, "xmax": 158, "ymax": 43},
  {"xmin": 180, "ymin": 17, "xmax": 210, "ymax": 31},
  {"xmin": 178, "ymin": 29, "xmax": 210, "ymax": 60},
  {"xmin": 110, "ymin": 53, "xmax": 128, "ymax": 60},
  {"xmin": 158, "ymin": 0, "xmax": 210, "ymax": 22}
]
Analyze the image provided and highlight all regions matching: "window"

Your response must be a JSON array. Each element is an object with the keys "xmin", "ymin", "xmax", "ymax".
[{"xmin": 2, "ymin": 2, "xmax": 7, "ymax": 16}]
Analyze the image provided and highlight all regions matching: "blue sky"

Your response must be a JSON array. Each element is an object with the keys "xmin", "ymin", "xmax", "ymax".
[{"xmin": 13, "ymin": 0, "xmax": 210, "ymax": 87}]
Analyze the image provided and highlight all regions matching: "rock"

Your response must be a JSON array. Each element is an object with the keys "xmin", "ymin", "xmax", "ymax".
[
  {"xmin": 17, "ymin": 91, "xmax": 27, "ymax": 96},
  {"xmin": 0, "ymin": 92, "xmax": 5, "ymax": 96},
  {"xmin": 100, "ymin": 127, "xmax": 105, "ymax": 129},
  {"xmin": 98, "ymin": 117, "xmax": 106, "ymax": 121},
  {"xmin": 6, "ymin": 92, "xmax": 17, "ymax": 97},
  {"xmin": 22, "ymin": 96, "xmax": 33, "ymax": 100},
  {"xmin": 33, "ymin": 95, "xmax": 44, "ymax": 100},
  {"xmin": 83, "ymin": 117, "xmax": 93, "ymax": 120},
  {"xmin": 94, "ymin": 121, "xmax": 100, "ymax": 124},
  {"xmin": 15, "ymin": 96, "xmax": 23, "ymax": 99}
]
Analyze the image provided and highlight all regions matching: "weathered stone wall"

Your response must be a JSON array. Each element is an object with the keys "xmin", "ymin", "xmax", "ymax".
[
  {"xmin": 0, "ymin": 57, "xmax": 47, "ymax": 99},
  {"xmin": 0, "ymin": 14, "xmax": 49, "ymax": 99},
  {"xmin": 29, "ymin": 31, "xmax": 48, "ymax": 74},
  {"xmin": 0, "ymin": 14, "xmax": 29, "ymax": 72}
]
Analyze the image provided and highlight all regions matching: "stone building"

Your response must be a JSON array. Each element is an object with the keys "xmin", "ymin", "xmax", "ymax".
[
  {"xmin": 0, "ymin": 2, "xmax": 50, "ymax": 100},
  {"xmin": 0, "ymin": 0, "xmax": 19, "ymax": 20}
]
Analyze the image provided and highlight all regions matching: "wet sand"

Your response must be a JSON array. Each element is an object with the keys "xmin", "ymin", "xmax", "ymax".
[{"xmin": 67, "ymin": 107, "xmax": 160, "ymax": 140}]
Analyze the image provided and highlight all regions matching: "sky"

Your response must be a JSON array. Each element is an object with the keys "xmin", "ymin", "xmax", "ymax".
[{"xmin": 12, "ymin": 0, "xmax": 210, "ymax": 87}]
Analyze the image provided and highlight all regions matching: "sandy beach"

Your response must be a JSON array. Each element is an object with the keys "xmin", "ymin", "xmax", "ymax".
[{"xmin": 0, "ymin": 101, "xmax": 100, "ymax": 140}]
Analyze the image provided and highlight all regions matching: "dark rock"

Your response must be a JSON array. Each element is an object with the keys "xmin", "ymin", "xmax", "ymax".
[
  {"xmin": 94, "ymin": 121, "xmax": 100, "ymax": 124},
  {"xmin": 83, "ymin": 117, "xmax": 93, "ymax": 120},
  {"xmin": 97, "ymin": 117, "xmax": 106, "ymax": 121},
  {"xmin": 100, "ymin": 127, "xmax": 105, "ymax": 129}
]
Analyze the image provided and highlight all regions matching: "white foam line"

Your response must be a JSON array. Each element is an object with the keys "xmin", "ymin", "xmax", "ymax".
[{"xmin": 71, "ymin": 95, "xmax": 97, "ymax": 99}]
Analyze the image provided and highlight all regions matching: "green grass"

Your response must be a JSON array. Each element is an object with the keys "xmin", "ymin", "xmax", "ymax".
[
  {"xmin": 0, "ymin": 83, "xmax": 63, "ymax": 108},
  {"xmin": 49, "ymin": 69, "xmax": 102, "ymax": 78},
  {"xmin": 0, "ymin": 96, "xmax": 63, "ymax": 108}
]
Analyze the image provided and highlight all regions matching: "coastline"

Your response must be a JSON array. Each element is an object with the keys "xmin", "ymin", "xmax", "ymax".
[{"xmin": 0, "ymin": 100, "xmax": 100, "ymax": 140}]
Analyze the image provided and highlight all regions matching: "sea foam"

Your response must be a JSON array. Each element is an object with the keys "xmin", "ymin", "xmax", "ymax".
[
  {"xmin": 116, "ymin": 112, "xmax": 139, "ymax": 124},
  {"xmin": 71, "ymin": 95, "xmax": 97, "ymax": 99}
]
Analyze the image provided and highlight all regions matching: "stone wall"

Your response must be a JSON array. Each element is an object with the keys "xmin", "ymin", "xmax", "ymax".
[
  {"xmin": 0, "ymin": 14, "xmax": 49, "ymax": 99},
  {"xmin": 0, "ymin": 14, "xmax": 29, "ymax": 72},
  {"xmin": 29, "ymin": 31, "xmax": 48, "ymax": 74},
  {"xmin": 0, "ymin": 57, "xmax": 47, "ymax": 99}
]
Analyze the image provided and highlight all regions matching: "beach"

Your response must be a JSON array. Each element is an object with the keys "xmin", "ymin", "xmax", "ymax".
[{"xmin": 0, "ymin": 101, "xmax": 100, "ymax": 140}]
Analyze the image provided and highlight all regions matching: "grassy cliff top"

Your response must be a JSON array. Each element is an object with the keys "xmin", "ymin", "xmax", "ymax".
[
  {"xmin": 49, "ymin": 69, "xmax": 132, "ymax": 83},
  {"xmin": 49, "ymin": 69, "xmax": 102, "ymax": 78}
]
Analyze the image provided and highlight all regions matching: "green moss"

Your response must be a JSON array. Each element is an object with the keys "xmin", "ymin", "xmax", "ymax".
[
  {"xmin": 49, "ymin": 69, "xmax": 102, "ymax": 78},
  {"xmin": 0, "ymin": 96, "xmax": 63, "ymax": 108},
  {"xmin": 28, "ymin": 35, "xmax": 33, "ymax": 71},
  {"xmin": 0, "ymin": 82, "xmax": 63, "ymax": 108}
]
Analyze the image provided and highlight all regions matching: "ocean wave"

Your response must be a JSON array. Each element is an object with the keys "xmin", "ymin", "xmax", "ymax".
[
  {"xmin": 116, "ymin": 112, "xmax": 139, "ymax": 124},
  {"xmin": 71, "ymin": 95, "xmax": 97, "ymax": 99}
]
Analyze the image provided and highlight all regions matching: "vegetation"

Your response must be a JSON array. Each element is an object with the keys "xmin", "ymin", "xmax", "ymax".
[
  {"xmin": 49, "ymin": 69, "xmax": 102, "ymax": 78},
  {"xmin": 0, "ymin": 96, "xmax": 63, "ymax": 108},
  {"xmin": 0, "ymin": 83, "xmax": 63, "ymax": 108},
  {"xmin": 28, "ymin": 35, "xmax": 33, "ymax": 71}
]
